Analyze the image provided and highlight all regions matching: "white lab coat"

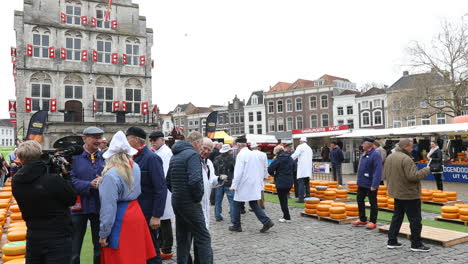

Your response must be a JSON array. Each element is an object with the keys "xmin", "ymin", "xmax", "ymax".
[
  {"xmin": 201, "ymin": 159, "xmax": 220, "ymax": 229},
  {"xmin": 252, "ymin": 150, "xmax": 269, "ymax": 187},
  {"xmin": 291, "ymin": 142, "xmax": 313, "ymax": 179},
  {"xmin": 231, "ymin": 147, "xmax": 264, "ymax": 202},
  {"xmin": 155, "ymin": 144, "xmax": 174, "ymax": 220}
]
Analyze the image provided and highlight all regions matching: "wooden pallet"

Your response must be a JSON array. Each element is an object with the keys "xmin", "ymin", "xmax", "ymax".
[
  {"xmin": 378, "ymin": 223, "xmax": 468, "ymax": 247},
  {"xmin": 300, "ymin": 212, "xmax": 358, "ymax": 224},
  {"xmin": 264, "ymin": 191, "xmax": 277, "ymax": 194},
  {"xmin": 422, "ymin": 200, "xmax": 464, "ymax": 206},
  {"xmin": 348, "ymin": 191, "xmax": 357, "ymax": 195},
  {"xmin": 435, "ymin": 216, "xmax": 468, "ymax": 226}
]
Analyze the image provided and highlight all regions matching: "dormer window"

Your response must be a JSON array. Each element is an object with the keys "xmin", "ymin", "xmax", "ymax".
[{"xmin": 251, "ymin": 95, "xmax": 258, "ymax": 105}]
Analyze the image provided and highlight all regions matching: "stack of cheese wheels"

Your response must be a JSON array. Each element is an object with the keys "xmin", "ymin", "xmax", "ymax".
[
  {"xmin": 316, "ymin": 203, "xmax": 331, "ymax": 217},
  {"xmin": 271, "ymin": 185, "xmax": 277, "ymax": 193},
  {"xmin": 7, "ymin": 223, "xmax": 27, "ymax": 242},
  {"xmin": 309, "ymin": 180, "xmax": 321, "ymax": 188},
  {"xmin": 2, "ymin": 241, "xmax": 26, "ymax": 262},
  {"xmin": 304, "ymin": 197, "xmax": 320, "ymax": 214},
  {"xmin": 387, "ymin": 198, "xmax": 395, "ymax": 210},
  {"xmin": 315, "ymin": 186, "xmax": 328, "ymax": 199},
  {"xmin": 444, "ymin": 191, "xmax": 457, "ymax": 201},
  {"xmin": 328, "ymin": 181, "xmax": 339, "ymax": 188},
  {"xmin": 264, "ymin": 183, "xmax": 274, "ymax": 192},
  {"xmin": 377, "ymin": 185, "xmax": 387, "ymax": 197},
  {"xmin": 433, "ymin": 192, "xmax": 448, "ymax": 203},
  {"xmin": 329, "ymin": 205, "xmax": 347, "ymax": 220},
  {"xmin": 459, "ymin": 207, "xmax": 468, "ymax": 221},
  {"xmin": 377, "ymin": 196, "xmax": 388, "ymax": 208},
  {"xmin": 421, "ymin": 189, "xmax": 433, "ymax": 201},
  {"xmin": 345, "ymin": 204, "xmax": 359, "ymax": 217},
  {"xmin": 4, "ymin": 258, "xmax": 26, "ymax": 264},
  {"xmin": 347, "ymin": 181, "xmax": 358, "ymax": 192},
  {"xmin": 441, "ymin": 206, "xmax": 459, "ymax": 219},
  {"xmin": 323, "ymin": 190, "xmax": 336, "ymax": 200},
  {"xmin": 336, "ymin": 189, "xmax": 348, "ymax": 199},
  {"xmin": 290, "ymin": 186, "xmax": 295, "ymax": 193}
]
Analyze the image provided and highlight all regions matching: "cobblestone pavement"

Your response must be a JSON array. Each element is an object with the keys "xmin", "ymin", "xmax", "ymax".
[{"xmin": 164, "ymin": 200, "xmax": 468, "ymax": 264}]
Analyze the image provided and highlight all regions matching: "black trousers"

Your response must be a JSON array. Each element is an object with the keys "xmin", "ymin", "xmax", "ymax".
[
  {"xmin": 277, "ymin": 188, "xmax": 291, "ymax": 220},
  {"xmin": 293, "ymin": 178, "xmax": 299, "ymax": 198},
  {"xmin": 388, "ymin": 199, "xmax": 423, "ymax": 248},
  {"xmin": 157, "ymin": 219, "xmax": 173, "ymax": 254},
  {"xmin": 27, "ymin": 235, "xmax": 72, "ymax": 264},
  {"xmin": 434, "ymin": 172, "xmax": 443, "ymax": 191},
  {"xmin": 357, "ymin": 186, "xmax": 378, "ymax": 223}
]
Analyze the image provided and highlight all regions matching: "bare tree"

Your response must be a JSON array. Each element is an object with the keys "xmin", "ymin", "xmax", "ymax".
[
  {"xmin": 406, "ymin": 19, "xmax": 468, "ymax": 117},
  {"xmin": 359, "ymin": 82, "xmax": 387, "ymax": 92}
]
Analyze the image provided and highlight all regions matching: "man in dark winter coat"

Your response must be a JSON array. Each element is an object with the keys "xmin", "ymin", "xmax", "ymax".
[
  {"xmin": 13, "ymin": 140, "xmax": 77, "ymax": 263},
  {"xmin": 330, "ymin": 141, "xmax": 345, "ymax": 185},
  {"xmin": 167, "ymin": 131, "xmax": 213, "ymax": 264},
  {"xmin": 213, "ymin": 144, "xmax": 236, "ymax": 222},
  {"xmin": 126, "ymin": 127, "xmax": 167, "ymax": 264}
]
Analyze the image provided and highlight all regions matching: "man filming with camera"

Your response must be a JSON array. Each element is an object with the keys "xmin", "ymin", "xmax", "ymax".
[
  {"xmin": 12, "ymin": 140, "xmax": 77, "ymax": 263},
  {"xmin": 71, "ymin": 126, "xmax": 106, "ymax": 264}
]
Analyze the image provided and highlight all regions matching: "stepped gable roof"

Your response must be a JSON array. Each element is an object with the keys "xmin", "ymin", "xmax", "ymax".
[{"xmin": 267, "ymin": 82, "xmax": 292, "ymax": 93}]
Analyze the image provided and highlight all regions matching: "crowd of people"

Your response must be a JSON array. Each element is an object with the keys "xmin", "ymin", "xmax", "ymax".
[{"xmin": 7, "ymin": 127, "xmax": 438, "ymax": 264}]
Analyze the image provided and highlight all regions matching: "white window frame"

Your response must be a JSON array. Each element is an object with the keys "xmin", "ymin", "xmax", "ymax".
[
  {"xmin": 97, "ymin": 39, "xmax": 112, "ymax": 64},
  {"xmin": 295, "ymin": 98, "xmax": 303, "ymax": 111},
  {"xmin": 421, "ymin": 114, "xmax": 431, "ymax": 125},
  {"xmin": 337, "ymin": 120, "xmax": 344, "ymax": 125},
  {"xmin": 249, "ymin": 125, "xmax": 254, "ymax": 134},
  {"xmin": 373, "ymin": 110, "xmax": 383, "ymax": 125},
  {"xmin": 31, "ymin": 83, "xmax": 51, "ymax": 111},
  {"xmin": 309, "ymin": 96, "xmax": 317, "ymax": 109},
  {"xmin": 436, "ymin": 113, "xmax": 446, "ymax": 124},
  {"xmin": 347, "ymin": 106, "xmax": 353, "ymax": 115},
  {"xmin": 257, "ymin": 124, "xmax": 262, "ymax": 134},
  {"xmin": 251, "ymin": 95, "xmax": 258, "ymax": 105},
  {"xmin": 393, "ymin": 117, "xmax": 402, "ymax": 128},
  {"xmin": 96, "ymin": 8, "xmax": 111, "ymax": 29},
  {"xmin": 277, "ymin": 100, "xmax": 283, "ymax": 113},
  {"xmin": 320, "ymin": 94, "xmax": 328, "ymax": 109},
  {"xmin": 277, "ymin": 118, "xmax": 284, "ymax": 132},
  {"xmin": 125, "ymin": 43, "xmax": 140, "ymax": 66},
  {"xmin": 296, "ymin": 115, "xmax": 303, "ymax": 129},
  {"xmin": 310, "ymin": 115, "xmax": 318, "ymax": 128},
  {"xmin": 268, "ymin": 119, "xmax": 275, "ymax": 132},
  {"xmin": 66, "ymin": 37, "xmax": 82, "ymax": 61},
  {"xmin": 407, "ymin": 115, "xmax": 416, "ymax": 126},
  {"xmin": 268, "ymin": 101, "xmax": 274, "ymax": 113},
  {"xmin": 361, "ymin": 111, "xmax": 371, "ymax": 127},
  {"xmin": 248, "ymin": 112, "xmax": 254, "ymax": 122},
  {"xmin": 347, "ymin": 119, "xmax": 354, "ymax": 129},
  {"xmin": 286, "ymin": 117, "xmax": 293, "ymax": 131},
  {"xmin": 420, "ymin": 100, "xmax": 429, "ymax": 109},
  {"xmin": 286, "ymin": 99, "xmax": 293, "ymax": 112},
  {"xmin": 32, "ymin": 33, "xmax": 50, "ymax": 59},
  {"xmin": 321, "ymin": 113, "xmax": 329, "ymax": 127},
  {"xmin": 361, "ymin": 100, "xmax": 369, "ymax": 110},
  {"xmin": 65, "ymin": 85, "xmax": 83, "ymax": 99},
  {"xmin": 125, "ymin": 87, "xmax": 142, "ymax": 113},
  {"xmin": 65, "ymin": 4, "xmax": 81, "ymax": 25},
  {"xmin": 96, "ymin": 86, "xmax": 114, "ymax": 113},
  {"xmin": 435, "ymin": 97, "xmax": 445, "ymax": 107},
  {"xmin": 373, "ymin": 99, "xmax": 381, "ymax": 108},
  {"xmin": 256, "ymin": 111, "xmax": 262, "ymax": 121},
  {"xmin": 337, "ymin": 107, "xmax": 344, "ymax": 116}
]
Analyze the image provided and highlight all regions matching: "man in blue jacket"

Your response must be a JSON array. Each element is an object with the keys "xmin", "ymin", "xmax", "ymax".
[
  {"xmin": 126, "ymin": 127, "xmax": 167, "ymax": 264},
  {"xmin": 167, "ymin": 131, "xmax": 213, "ymax": 264},
  {"xmin": 330, "ymin": 141, "xmax": 344, "ymax": 185},
  {"xmin": 352, "ymin": 137, "xmax": 382, "ymax": 230},
  {"xmin": 71, "ymin": 126, "xmax": 105, "ymax": 264}
]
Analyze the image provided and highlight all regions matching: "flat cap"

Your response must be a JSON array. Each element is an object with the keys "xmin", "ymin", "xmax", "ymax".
[
  {"xmin": 126, "ymin": 127, "xmax": 147, "ymax": 139},
  {"xmin": 362, "ymin": 137, "xmax": 375, "ymax": 143},
  {"xmin": 149, "ymin": 131, "xmax": 165, "ymax": 139},
  {"xmin": 83, "ymin": 126, "xmax": 104, "ymax": 136}
]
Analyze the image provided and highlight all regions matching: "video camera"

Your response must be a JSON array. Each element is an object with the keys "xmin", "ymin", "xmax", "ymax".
[{"xmin": 41, "ymin": 145, "xmax": 84, "ymax": 175}]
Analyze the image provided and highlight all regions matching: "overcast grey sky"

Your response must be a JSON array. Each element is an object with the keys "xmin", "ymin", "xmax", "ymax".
[{"xmin": 1, "ymin": 0, "xmax": 467, "ymax": 118}]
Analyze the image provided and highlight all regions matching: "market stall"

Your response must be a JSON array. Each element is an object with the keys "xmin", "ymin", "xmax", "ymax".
[{"xmin": 212, "ymin": 131, "xmax": 234, "ymax": 145}]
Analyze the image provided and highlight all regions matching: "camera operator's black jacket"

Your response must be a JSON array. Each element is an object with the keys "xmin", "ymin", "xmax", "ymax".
[{"xmin": 12, "ymin": 159, "xmax": 77, "ymax": 240}]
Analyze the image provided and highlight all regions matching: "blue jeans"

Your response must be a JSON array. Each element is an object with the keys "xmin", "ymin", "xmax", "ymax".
[
  {"xmin": 214, "ymin": 186, "xmax": 234, "ymax": 222},
  {"xmin": 232, "ymin": 200, "xmax": 270, "ymax": 228},
  {"xmin": 297, "ymin": 178, "xmax": 310, "ymax": 201},
  {"xmin": 332, "ymin": 163, "xmax": 343, "ymax": 185},
  {"xmin": 27, "ymin": 235, "xmax": 72, "ymax": 264},
  {"xmin": 71, "ymin": 214, "xmax": 100, "ymax": 264},
  {"xmin": 173, "ymin": 203, "xmax": 213, "ymax": 264}
]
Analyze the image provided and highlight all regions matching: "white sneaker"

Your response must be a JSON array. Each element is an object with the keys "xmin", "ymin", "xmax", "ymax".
[{"xmin": 279, "ymin": 218, "xmax": 287, "ymax": 223}]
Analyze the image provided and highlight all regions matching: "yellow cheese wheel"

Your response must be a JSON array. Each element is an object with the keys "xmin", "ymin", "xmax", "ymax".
[
  {"xmin": 441, "ymin": 206, "xmax": 459, "ymax": 213},
  {"xmin": 8, "ymin": 222, "xmax": 26, "ymax": 228},
  {"xmin": 387, "ymin": 198, "xmax": 395, "ymax": 204},
  {"xmin": 388, "ymin": 204, "xmax": 395, "ymax": 209},
  {"xmin": 324, "ymin": 190, "xmax": 336, "ymax": 196},
  {"xmin": 455, "ymin": 204, "xmax": 468, "ymax": 208},
  {"xmin": 7, "ymin": 230, "xmax": 27, "ymax": 241},
  {"xmin": 336, "ymin": 194, "xmax": 348, "ymax": 199},
  {"xmin": 345, "ymin": 204, "xmax": 358, "ymax": 211},
  {"xmin": 331, "ymin": 202, "xmax": 346, "ymax": 207},
  {"xmin": 10, "ymin": 212, "xmax": 22, "ymax": 220},
  {"xmin": 323, "ymin": 196, "xmax": 336, "ymax": 200},
  {"xmin": 444, "ymin": 191, "xmax": 457, "ymax": 197},
  {"xmin": 441, "ymin": 212, "xmax": 459, "ymax": 219},
  {"xmin": 304, "ymin": 197, "xmax": 320, "ymax": 203},
  {"xmin": 329, "ymin": 207, "xmax": 346, "ymax": 214},
  {"xmin": 336, "ymin": 190, "xmax": 348, "ymax": 195},
  {"xmin": 458, "ymin": 208, "xmax": 468, "ymax": 216},
  {"xmin": 305, "ymin": 203, "xmax": 318, "ymax": 209},
  {"xmin": 10, "ymin": 205, "xmax": 21, "ymax": 213},
  {"xmin": 421, "ymin": 191, "xmax": 432, "ymax": 197},
  {"xmin": 7, "ymin": 227, "xmax": 27, "ymax": 234},
  {"xmin": 0, "ymin": 192, "xmax": 12, "ymax": 199},
  {"xmin": 377, "ymin": 190, "xmax": 387, "ymax": 196},
  {"xmin": 447, "ymin": 197, "xmax": 457, "ymax": 201},
  {"xmin": 421, "ymin": 196, "xmax": 432, "ymax": 201},
  {"xmin": 346, "ymin": 211, "xmax": 359, "ymax": 217},
  {"xmin": 317, "ymin": 204, "xmax": 331, "ymax": 212},
  {"xmin": 316, "ymin": 185, "xmax": 328, "ymax": 190},
  {"xmin": 2, "ymin": 241, "xmax": 26, "ymax": 256},
  {"xmin": 433, "ymin": 198, "xmax": 448, "ymax": 203},
  {"xmin": 330, "ymin": 213, "xmax": 347, "ymax": 220},
  {"xmin": 2, "ymin": 255, "xmax": 25, "ymax": 263},
  {"xmin": 460, "ymin": 215, "xmax": 468, "ymax": 221},
  {"xmin": 316, "ymin": 211, "xmax": 330, "ymax": 217},
  {"xmin": 433, "ymin": 192, "xmax": 447, "ymax": 198},
  {"xmin": 377, "ymin": 203, "xmax": 387, "ymax": 208},
  {"xmin": 304, "ymin": 208, "xmax": 316, "ymax": 215},
  {"xmin": 377, "ymin": 197, "xmax": 388, "ymax": 203},
  {"xmin": 378, "ymin": 185, "xmax": 387, "ymax": 190},
  {"xmin": 319, "ymin": 200, "xmax": 333, "ymax": 205}
]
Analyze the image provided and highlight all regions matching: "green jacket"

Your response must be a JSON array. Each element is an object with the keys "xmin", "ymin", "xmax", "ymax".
[{"xmin": 384, "ymin": 147, "xmax": 430, "ymax": 200}]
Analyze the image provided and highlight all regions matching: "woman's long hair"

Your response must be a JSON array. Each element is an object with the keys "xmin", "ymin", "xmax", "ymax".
[{"xmin": 102, "ymin": 152, "xmax": 133, "ymax": 188}]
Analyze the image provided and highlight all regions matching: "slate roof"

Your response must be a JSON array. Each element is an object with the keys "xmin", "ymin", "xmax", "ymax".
[
  {"xmin": 246, "ymin": 90, "xmax": 264, "ymax": 105},
  {"xmin": 389, "ymin": 72, "xmax": 448, "ymax": 90}
]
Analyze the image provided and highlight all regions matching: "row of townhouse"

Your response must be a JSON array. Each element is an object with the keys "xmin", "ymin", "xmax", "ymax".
[{"xmin": 166, "ymin": 70, "xmax": 466, "ymax": 138}]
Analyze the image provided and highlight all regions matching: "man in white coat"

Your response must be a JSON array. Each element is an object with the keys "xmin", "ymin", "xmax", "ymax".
[
  {"xmin": 149, "ymin": 131, "xmax": 174, "ymax": 259},
  {"xmin": 251, "ymin": 142, "xmax": 268, "ymax": 209},
  {"xmin": 229, "ymin": 137, "xmax": 274, "ymax": 233},
  {"xmin": 291, "ymin": 136, "xmax": 313, "ymax": 203}
]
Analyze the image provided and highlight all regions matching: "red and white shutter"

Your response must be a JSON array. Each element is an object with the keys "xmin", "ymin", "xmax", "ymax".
[
  {"xmin": 151, "ymin": 60, "xmax": 154, "ymax": 69},
  {"xmin": 121, "ymin": 101, "xmax": 127, "ymax": 112},
  {"xmin": 122, "ymin": 54, "xmax": 128, "ymax": 65},
  {"xmin": 8, "ymin": 100, "xmax": 16, "ymax": 113},
  {"xmin": 91, "ymin": 17, "xmax": 97, "ymax": 27},
  {"xmin": 111, "ymin": 53, "xmax": 118, "ymax": 64},
  {"xmin": 139, "ymin": 56, "xmax": 146, "ymax": 66},
  {"xmin": 49, "ymin": 47, "xmax": 55, "ymax": 58},
  {"xmin": 60, "ymin": 48, "xmax": 67, "ymax": 60},
  {"xmin": 81, "ymin": 16, "xmax": 88, "ymax": 25},
  {"xmin": 50, "ymin": 99, "xmax": 57, "ymax": 112},
  {"xmin": 11, "ymin": 48, "xmax": 17, "ymax": 57},
  {"xmin": 93, "ymin": 100, "xmax": 97, "ymax": 113},
  {"xmin": 142, "ymin": 102, "xmax": 149, "ymax": 115},
  {"xmin": 81, "ymin": 50, "xmax": 88, "ymax": 61},
  {"xmin": 60, "ymin": 12, "xmax": 66, "ymax": 23},
  {"xmin": 25, "ymin": 97, "xmax": 32, "ymax": 112},
  {"xmin": 93, "ymin": 50, "xmax": 98, "ymax": 62},
  {"xmin": 27, "ymin": 45, "xmax": 33, "ymax": 56},
  {"xmin": 113, "ymin": 101, "xmax": 120, "ymax": 112},
  {"xmin": 111, "ymin": 20, "xmax": 118, "ymax": 29}
]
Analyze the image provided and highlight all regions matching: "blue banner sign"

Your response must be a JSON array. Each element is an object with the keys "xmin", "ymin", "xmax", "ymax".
[{"xmin": 417, "ymin": 163, "xmax": 468, "ymax": 183}]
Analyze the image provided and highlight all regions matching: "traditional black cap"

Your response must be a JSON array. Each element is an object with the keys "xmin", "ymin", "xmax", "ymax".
[
  {"xmin": 149, "ymin": 131, "xmax": 164, "ymax": 139},
  {"xmin": 83, "ymin": 126, "xmax": 104, "ymax": 136},
  {"xmin": 362, "ymin": 137, "xmax": 375, "ymax": 143},
  {"xmin": 235, "ymin": 137, "xmax": 247, "ymax": 144},
  {"xmin": 331, "ymin": 141, "xmax": 339, "ymax": 145},
  {"xmin": 126, "ymin": 127, "xmax": 147, "ymax": 139}
]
